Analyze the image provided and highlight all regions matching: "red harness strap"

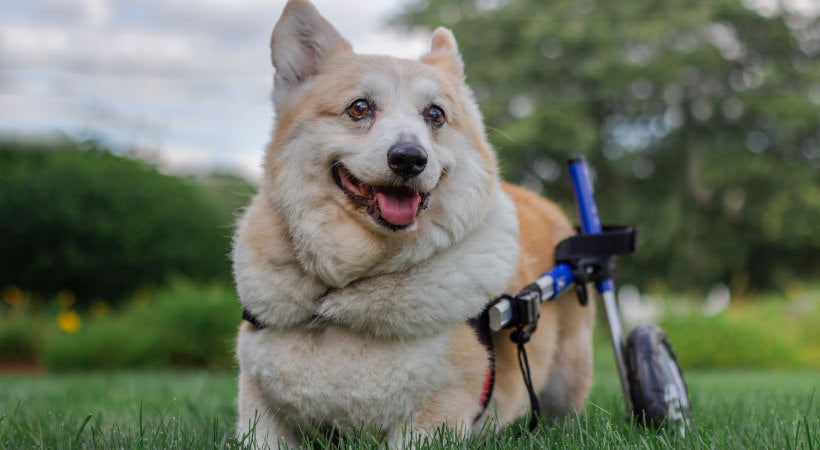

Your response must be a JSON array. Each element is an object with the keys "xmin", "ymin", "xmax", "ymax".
[{"xmin": 469, "ymin": 308, "xmax": 495, "ymax": 422}]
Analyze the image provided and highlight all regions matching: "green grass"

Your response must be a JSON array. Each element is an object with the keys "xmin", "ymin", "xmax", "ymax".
[
  {"xmin": 1, "ymin": 367, "xmax": 817, "ymax": 448},
  {"xmin": 2, "ymin": 283, "xmax": 818, "ymax": 447},
  {"xmin": 0, "ymin": 371, "xmax": 238, "ymax": 448}
]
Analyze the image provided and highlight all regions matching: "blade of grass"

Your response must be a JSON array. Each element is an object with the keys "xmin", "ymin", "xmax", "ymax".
[
  {"xmin": 137, "ymin": 400, "xmax": 145, "ymax": 450},
  {"xmin": 150, "ymin": 398, "xmax": 177, "ymax": 447},
  {"xmin": 212, "ymin": 417, "xmax": 219, "ymax": 450},
  {"xmin": 70, "ymin": 413, "xmax": 93, "ymax": 449}
]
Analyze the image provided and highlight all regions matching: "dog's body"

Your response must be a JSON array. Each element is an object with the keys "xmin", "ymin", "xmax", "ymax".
[{"xmin": 233, "ymin": 0, "xmax": 595, "ymax": 446}]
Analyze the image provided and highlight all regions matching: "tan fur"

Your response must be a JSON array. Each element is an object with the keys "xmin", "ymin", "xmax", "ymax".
[
  {"xmin": 490, "ymin": 183, "xmax": 596, "ymax": 423},
  {"xmin": 413, "ymin": 324, "xmax": 489, "ymax": 431},
  {"xmin": 233, "ymin": 0, "xmax": 594, "ymax": 446}
]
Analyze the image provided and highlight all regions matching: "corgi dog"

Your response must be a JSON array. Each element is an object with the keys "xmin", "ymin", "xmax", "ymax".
[{"xmin": 232, "ymin": 0, "xmax": 595, "ymax": 446}]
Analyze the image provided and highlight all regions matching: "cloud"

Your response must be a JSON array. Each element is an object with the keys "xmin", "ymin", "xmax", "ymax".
[{"xmin": 0, "ymin": 0, "xmax": 427, "ymax": 178}]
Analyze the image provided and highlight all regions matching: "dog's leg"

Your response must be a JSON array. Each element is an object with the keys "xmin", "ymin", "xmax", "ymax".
[
  {"xmin": 236, "ymin": 360, "xmax": 298, "ymax": 448},
  {"xmin": 538, "ymin": 289, "xmax": 596, "ymax": 417},
  {"xmin": 389, "ymin": 324, "xmax": 486, "ymax": 447}
]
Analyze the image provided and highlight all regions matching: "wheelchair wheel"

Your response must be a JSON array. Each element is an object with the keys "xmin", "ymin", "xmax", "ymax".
[{"xmin": 625, "ymin": 324, "xmax": 693, "ymax": 435}]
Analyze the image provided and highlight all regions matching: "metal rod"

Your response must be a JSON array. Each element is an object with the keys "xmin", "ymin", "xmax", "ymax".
[
  {"xmin": 601, "ymin": 289, "xmax": 633, "ymax": 413},
  {"xmin": 567, "ymin": 156, "xmax": 633, "ymax": 413}
]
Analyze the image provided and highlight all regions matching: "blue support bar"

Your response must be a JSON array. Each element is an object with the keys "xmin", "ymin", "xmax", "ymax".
[
  {"xmin": 567, "ymin": 157, "xmax": 602, "ymax": 235},
  {"xmin": 548, "ymin": 263, "xmax": 574, "ymax": 298},
  {"xmin": 567, "ymin": 156, "xmax": 615, "ymax": 294},
  {"xmin": 535, "ymin": 262, "xmax": 574, "ymax": 301}
]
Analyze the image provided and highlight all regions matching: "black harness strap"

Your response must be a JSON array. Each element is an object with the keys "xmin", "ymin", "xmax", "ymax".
[
  {"xmin": 242, "ymin": 308, "xmax": 268, "ymax": 330},
  {"xmin": 509, "ymin": 326, "xmax": 541, "ymax": 430}
]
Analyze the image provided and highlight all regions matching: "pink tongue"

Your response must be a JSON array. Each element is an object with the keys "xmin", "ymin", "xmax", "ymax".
[{"xmin": 375, "ymin": 191, "xmax": 420, "ymax": 226}]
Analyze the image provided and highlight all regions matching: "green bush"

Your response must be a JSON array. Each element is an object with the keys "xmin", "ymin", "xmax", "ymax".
[
  {"xmin": 662, "ymin": 312, "xmax": 803, "ymax": 370},
  {"xmin": 660, "ymin": 289, "xmax": 820, "ymax": 370},
  {"xmin": 0, "ymin": 139, "xmax": 243, "ymax": 305},
  {"xmin": 0, "ymin": 309, "xmax": 45, "ymax": 363},
  {"xmin": 41, "ymin": 281, "xmax": 240, "ymax": 371}
]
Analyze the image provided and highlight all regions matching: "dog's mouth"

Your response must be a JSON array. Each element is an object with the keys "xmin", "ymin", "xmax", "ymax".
[{"xmin": 332, "ymin": 164, "xmax": 430, "ymax": 230}]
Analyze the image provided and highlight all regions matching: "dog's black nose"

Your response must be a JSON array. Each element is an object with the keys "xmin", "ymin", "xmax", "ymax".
[{"xmin": 387, "ymin": 142, "xmax": 427, "ymax": 178}]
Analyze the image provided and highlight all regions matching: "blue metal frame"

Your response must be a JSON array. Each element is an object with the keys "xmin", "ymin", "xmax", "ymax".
[
  {"xmin": 530, "ymin": 156, "xmax": 614, "ymax": 302},
  {"xmin": 564, "ymin": 155, "xmax": 631, "ymax": 410},
  {"xmin": 568, "ymin": 157, "xmax": 615, "ymax": 294},
  {"xmin": 488, "ymin": 155, "xmax": 634, "ymax": 411}
]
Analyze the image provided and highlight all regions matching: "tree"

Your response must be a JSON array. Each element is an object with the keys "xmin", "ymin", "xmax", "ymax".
[{"xmin": 397, "ymin": 0, "xmax": 820, "ymax": 293}]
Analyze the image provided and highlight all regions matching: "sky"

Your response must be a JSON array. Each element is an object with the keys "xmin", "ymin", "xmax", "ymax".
[
  {"xmin": 0, "ymin": 0, "xmax": 427, "ymax": 179},
  {"xmin": 3, "ymin": 0, "xmax": 817, "ymax": 180}
]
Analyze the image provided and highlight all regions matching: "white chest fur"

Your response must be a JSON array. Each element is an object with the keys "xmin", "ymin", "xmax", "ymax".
[{"xmin": 237, "ymin": 325, "xmax": 453, "ymax": 429}]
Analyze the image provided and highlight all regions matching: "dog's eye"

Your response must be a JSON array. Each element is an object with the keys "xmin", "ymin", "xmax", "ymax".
[
  {"xmin": 426, "ymin": 105, "xmax": 446, "ymax": 127},
  {"xmin": 346, "ymin": 99, "xmax": 371, "ymax": 120}
]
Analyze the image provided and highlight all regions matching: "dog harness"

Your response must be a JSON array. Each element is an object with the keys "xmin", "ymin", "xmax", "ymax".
[
  {"xmin": 241, "ymin": 307, "xmax": 498, "ymax": 421},
  {"xmin": 241, "ymin": 308, "xmax": 268, "ymax": 330},
  {"xmin": 468, "ymin": 307, "xmax": 496, "ymax": 422}
]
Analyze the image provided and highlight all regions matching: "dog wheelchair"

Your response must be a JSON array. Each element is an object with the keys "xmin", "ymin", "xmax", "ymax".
[{"xmin": 487, "ymin": 156, "xmax": 693, "ymax": 435}]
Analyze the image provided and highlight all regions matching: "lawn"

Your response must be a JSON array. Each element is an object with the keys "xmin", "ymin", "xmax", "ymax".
[
  {"xmin": 0, "ymin": 371, "xmax": 238, "ymax": 448},
  {"xmin": 1, "ymin": 365, "xmax": 817, "ymax": 448}
]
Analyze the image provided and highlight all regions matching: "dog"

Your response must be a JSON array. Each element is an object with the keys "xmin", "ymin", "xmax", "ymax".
[{"xmin": 232, "ymin": 0, "xmax": 595, "ymax": 446}]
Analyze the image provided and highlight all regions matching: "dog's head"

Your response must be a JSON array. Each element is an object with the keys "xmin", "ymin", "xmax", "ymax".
[{"xmin": 264, "ymin": 0, "xmax": 502, "ymax": 284}]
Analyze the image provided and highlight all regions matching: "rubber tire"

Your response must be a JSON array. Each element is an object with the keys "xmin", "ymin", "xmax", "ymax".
[{"xmin": 625, "ymin": 324, "xmax": 693, "ymax": 433}]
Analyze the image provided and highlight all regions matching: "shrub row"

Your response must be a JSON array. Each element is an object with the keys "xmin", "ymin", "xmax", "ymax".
[
  {"xmin": 659, "ymin": 289, "xmax": 820, "ymax": 370},
  {"xmin": 0, "ymin": 281, "xmax": 240, "ymax": 371},
  {"xmin": 0, "ymin": 139, "xmax": 253, "ymax": 305},
  {"xmin": 2, "ymin": 283, "xmax": 818, "ymax": 372}
]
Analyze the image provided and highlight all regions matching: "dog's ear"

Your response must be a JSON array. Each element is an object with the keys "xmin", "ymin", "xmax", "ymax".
[
  {"xmin": 270, "ymin": 0, "xmax": 351, "ymax": 107},
  {"xmin": 420, "ymin": 27, "xmax": 464, "ymax": 77}
]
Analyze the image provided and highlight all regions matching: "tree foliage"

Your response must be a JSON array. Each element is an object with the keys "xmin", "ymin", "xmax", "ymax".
[
  {"xmin": 398, "ymin": 0, "xmax": 820, "ymax": 292},
  {"xmin": 0, "ymin": 139, "xmax": 247, "ymax": 304}
]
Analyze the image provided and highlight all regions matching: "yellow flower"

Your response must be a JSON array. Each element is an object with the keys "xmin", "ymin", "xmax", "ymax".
[{"xmin": 58, "ymin": 310, "xmax": 82, "ymax": 333}]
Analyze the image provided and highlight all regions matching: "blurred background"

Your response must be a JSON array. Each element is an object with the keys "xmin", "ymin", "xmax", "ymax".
[{"xmin": 1, "ymin": 0, "xmax": 818, "ymax": 372}]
